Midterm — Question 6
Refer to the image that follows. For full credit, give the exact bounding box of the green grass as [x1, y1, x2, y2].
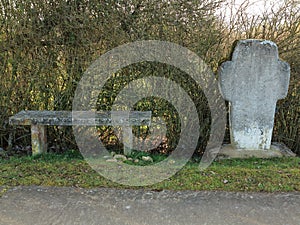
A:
[0, 150, 300, 192]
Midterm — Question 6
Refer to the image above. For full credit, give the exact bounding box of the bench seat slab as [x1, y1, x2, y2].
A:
[9, 111, 151, 126]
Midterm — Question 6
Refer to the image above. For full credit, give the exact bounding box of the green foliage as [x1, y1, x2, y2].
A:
[0, 0, 299, 155]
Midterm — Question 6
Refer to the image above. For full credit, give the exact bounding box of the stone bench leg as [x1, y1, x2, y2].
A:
[31, 125, 47, 156]
[122, 126, 133, 155]
[111, 111, 133, 155]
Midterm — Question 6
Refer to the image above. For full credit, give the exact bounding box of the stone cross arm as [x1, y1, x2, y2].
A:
[219, 39, 290, 103]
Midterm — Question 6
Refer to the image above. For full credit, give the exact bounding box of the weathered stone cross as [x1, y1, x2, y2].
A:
[218, 39, 292, 158]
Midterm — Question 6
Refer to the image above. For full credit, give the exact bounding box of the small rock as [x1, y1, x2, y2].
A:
[168, 160, 176, 164]
[103, 155, 111, 159]
[223, 179, 229, 184]
[210, 171, 216, 175]
[134, 159, 139, 163]
[114, 154, 127, 161]
[127, 158, 133, 161]
[106, 158, 118, 163]
[142, 156, 153, 163]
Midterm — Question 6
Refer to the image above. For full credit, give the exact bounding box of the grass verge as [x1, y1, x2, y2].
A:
[0, 150, 299, 192]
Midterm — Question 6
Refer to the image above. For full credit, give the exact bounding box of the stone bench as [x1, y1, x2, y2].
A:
[9, 110, 152, 156]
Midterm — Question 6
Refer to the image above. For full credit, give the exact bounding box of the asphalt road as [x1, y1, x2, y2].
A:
[0, 186, 299, 225]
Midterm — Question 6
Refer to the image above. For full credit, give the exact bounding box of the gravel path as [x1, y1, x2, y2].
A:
[0, 186, 300, 225]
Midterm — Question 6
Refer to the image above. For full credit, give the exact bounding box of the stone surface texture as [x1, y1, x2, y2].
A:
[9, 110, 151, 126]
[219, 39, 290, 152]
[31, 125, 47, 155]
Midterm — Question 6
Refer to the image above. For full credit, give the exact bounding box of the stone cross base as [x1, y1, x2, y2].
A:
[216, 143, 296, 160]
